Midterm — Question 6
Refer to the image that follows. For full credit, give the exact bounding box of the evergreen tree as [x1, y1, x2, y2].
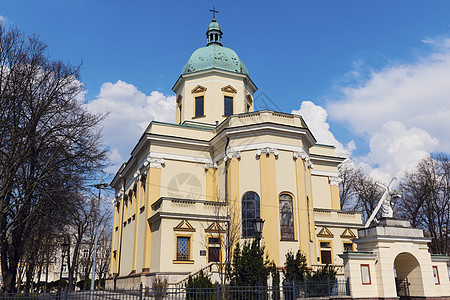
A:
[307, 264, 337, 281]
[282, 250, 308, 284]
[227, 239, 271, 286]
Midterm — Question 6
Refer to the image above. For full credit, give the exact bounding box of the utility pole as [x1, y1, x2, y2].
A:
[90, 181, 109, 300]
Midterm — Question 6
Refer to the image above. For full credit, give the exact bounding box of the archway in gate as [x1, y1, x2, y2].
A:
[394, 252, 424, 298]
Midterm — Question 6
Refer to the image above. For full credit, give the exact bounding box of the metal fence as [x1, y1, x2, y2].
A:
[0, 280, 350, 300]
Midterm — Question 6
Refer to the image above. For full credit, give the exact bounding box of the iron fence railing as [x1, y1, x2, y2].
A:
[0, 279, 350, 300]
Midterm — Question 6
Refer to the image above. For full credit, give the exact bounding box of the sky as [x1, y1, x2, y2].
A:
[2, 0, 450, 183]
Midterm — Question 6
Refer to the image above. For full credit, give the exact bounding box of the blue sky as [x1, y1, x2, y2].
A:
[2, 0, 450, 182]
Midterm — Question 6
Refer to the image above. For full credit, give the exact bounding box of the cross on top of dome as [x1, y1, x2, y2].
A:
[209, 6, 219, 21]
[206, 8, 223, 46]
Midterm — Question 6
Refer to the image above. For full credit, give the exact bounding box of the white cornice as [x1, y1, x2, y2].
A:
[150, 152, 212, 164]
[329, 176, 341, 186]
[310, 154, 345, 165]
[214, 142, 307, 162]
[211, 123, 315, 149]
[311, 170, 339, 177]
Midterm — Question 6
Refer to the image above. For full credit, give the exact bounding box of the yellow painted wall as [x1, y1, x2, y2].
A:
[238, 151, 261, 199]
[227, 157, 240, 253]
[330, 185, 340, 210]
[143, 167, 161, 272]
[260, 153, 280, 265]
[294, 158, 312, 265]
[206, 168, 217, 201]
[275, 150, 301, 266]
[311, 175, 332, 209]
[177, 72, 255, 125]
[160, 160, 206, 201]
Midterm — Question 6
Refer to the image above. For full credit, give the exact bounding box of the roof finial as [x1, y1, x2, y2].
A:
[210, 6, 219, 21]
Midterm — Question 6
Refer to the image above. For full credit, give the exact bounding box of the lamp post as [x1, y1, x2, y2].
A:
[59, 237, 70, 292]
[253, 217, 265, 298]
[253, 217, 265, 248]
[90, 182, 109, 300]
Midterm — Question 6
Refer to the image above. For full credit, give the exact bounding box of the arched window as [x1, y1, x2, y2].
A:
[279, 193, 294, 240]
[242, 192, 260, 238]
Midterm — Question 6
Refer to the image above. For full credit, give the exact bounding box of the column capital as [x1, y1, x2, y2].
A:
[329, 176, 341, 186]
[256, 147, 279, 158]
[293, 149, 314, 169]
[143, 157, 165, 169]
[204, 162, 218, 169]
[224, 150, 241, 162]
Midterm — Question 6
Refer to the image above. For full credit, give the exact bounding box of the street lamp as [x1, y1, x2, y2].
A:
[90, 182, 109, 299]
[253, 217, 265, 247]
[253, 217, 265, 297]
[59, 237, 70, 292]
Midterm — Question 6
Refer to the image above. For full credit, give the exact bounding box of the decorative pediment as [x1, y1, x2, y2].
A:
[340, 228, 356, 238]
[191, 85, 207, 94]
[174, 219, 196, 232]
[317, 227, 334, 237]
[221, 85, 237, 93]
[205, 222, 225, 233]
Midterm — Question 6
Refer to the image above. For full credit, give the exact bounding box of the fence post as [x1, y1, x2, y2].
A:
[290, 281, 293, 300]
[63, 286, 68, 300]
[216, 284, 220, 300]
[327, 278, 331, 296]
[139, 282, 143, 300]
[304, 277, 307, 298]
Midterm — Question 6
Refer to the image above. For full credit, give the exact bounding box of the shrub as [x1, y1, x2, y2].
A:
[185, 270, 214, 300]
[152, 276, 168, 300]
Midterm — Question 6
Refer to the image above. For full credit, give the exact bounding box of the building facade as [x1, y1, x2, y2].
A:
[107, 18, 362, 289]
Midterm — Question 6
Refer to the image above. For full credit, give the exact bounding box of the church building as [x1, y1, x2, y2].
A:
[107, 16, 363, 289]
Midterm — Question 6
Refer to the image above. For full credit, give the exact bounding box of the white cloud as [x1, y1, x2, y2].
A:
[326, 37, 450, 179]
[85, 80, 176, 174]
[0, 15, 6, 25]
[366, 121, 438, 182]
[292, 101, 355, 157]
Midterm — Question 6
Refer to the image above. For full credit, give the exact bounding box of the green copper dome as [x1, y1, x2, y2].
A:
[181, 20, 249, 76]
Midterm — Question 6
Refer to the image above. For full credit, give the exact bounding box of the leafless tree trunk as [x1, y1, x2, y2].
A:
[0, 24, 107, 293]
[399, 155, 450, 255]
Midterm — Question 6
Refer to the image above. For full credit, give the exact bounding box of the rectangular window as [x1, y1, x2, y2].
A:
[320, 241, 332, 264]
[361, 264, 371, 284]
[195, 96, 204, 117]
[208, 247, 221, 263]
[224, 96, 233, 116]
[432, 266, 440, 285]
[82, 249, 89, 258]
[62, 264, 67, 272]
[178, 104, 182, 123]
[176, 236, 190, 261]
[343, 242, 353, 252]
[209, 237, 220, 244]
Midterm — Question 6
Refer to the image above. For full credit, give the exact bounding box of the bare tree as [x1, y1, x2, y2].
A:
[338, 159, 360, 210]
[95, 219, 112, 288]
[338, 160, 384, 221]
[199, 192, 240, 285]
[399, 155, 450, 255]
[0, 25, 107, 292]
